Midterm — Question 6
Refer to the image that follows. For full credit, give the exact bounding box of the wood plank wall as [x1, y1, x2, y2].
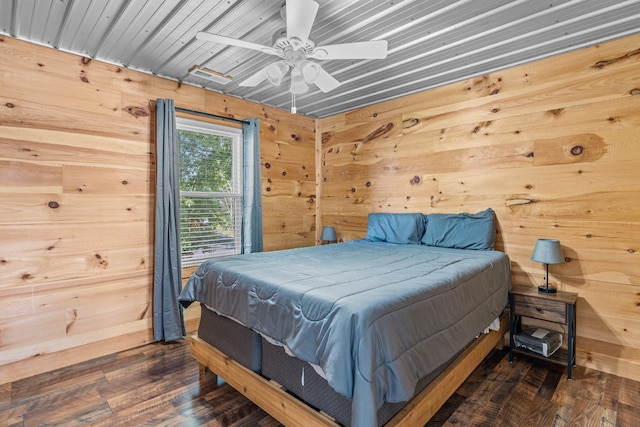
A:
[318, 34, 640, 382]
[0, 36, 316, 384]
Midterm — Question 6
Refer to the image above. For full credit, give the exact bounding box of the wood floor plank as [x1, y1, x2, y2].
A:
[616, 402, 640, 427]
[618, 376, 640, 407]
[1, 339, 639, 426]
[0, 403, 25, 426]
[601, 374, 621, 411]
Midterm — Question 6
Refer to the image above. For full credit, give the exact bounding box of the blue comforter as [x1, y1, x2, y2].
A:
[179, 240, 510, 427]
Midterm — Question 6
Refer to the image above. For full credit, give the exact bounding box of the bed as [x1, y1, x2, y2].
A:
[179, 210, 512, 426]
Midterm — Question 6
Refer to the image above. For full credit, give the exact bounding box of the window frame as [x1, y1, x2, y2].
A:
[176, 116, 243, 267]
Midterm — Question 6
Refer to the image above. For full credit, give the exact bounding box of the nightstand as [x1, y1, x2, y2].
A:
[509, 285, 578, 379]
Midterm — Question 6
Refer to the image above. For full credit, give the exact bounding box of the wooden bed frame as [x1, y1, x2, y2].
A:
[191, 312, 508, 426]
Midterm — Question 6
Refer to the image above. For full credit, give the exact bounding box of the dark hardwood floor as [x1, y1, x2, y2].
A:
[2, 338, 639, 426]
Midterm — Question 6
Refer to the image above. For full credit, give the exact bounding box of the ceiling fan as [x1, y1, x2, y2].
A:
[196, 0, 388, 113]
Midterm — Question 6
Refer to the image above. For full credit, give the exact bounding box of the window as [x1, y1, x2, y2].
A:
[176, 117, 243, 267]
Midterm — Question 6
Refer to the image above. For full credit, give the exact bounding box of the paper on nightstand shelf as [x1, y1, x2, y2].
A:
[514, 328, 562, 357]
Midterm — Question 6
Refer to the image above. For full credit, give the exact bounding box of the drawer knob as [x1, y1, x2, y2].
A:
[535, 306, 542, 312]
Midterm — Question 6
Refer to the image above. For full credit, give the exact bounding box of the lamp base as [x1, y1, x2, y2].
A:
[538, 285, 557, 294]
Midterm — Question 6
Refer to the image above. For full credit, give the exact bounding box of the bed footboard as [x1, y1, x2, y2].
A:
[191, 312, 508, 427]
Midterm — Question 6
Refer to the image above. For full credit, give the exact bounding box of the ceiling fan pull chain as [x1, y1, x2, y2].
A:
[291, 85, 297, 114]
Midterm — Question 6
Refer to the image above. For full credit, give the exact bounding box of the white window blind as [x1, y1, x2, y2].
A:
[176, 117, 242, 267]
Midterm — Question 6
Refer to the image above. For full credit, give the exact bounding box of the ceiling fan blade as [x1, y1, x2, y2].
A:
[313, 67, 341, 93]
[196, 32, 278, 55]
[238, 68, 267, 87]
[286, 0, 319, 44]
[309, 40, 388, 60]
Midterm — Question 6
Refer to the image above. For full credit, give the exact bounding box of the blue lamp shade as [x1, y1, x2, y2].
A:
[531, 239, 564, 265]
[320, 226, 337, 242]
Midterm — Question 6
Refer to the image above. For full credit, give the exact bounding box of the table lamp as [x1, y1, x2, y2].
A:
[531, 238, 564, 293]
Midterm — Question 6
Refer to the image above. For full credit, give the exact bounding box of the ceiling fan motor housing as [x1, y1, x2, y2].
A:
[272, 28, 316, 59]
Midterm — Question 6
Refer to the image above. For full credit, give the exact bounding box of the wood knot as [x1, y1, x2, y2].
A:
[290, 134, 299, 141]
[5, 102, 14, 108]
[570, 145, 584, 156]
[630, 88, 640, 96]
[80, 71, 89, 83]
[363, 123, 394, 142]
[48, 201, 60, 209]
[123, 106, 149, 118]
[81, 57, 92, 65]
[592, 48, 640, 70]
[410, 175, 421, 185]
[365, 181, 372, 187]
[402, 118, 420, 129]
[281, 170, 287, 176]
[21, 273, 33, 281]
[264, 162, 271, 168]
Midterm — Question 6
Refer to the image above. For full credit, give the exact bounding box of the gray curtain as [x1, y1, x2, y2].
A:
[242, 118, 263, 253]
[153, 98, 185, 342]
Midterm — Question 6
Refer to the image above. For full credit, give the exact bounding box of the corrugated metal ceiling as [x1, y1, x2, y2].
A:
[1, 0, 639, 118]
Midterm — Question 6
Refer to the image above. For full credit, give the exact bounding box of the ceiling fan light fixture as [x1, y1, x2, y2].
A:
[300, 61, 321, 84]
[291, 68, 309, 94]
[265, 61, 288, 86]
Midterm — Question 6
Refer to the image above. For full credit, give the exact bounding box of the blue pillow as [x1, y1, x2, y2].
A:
[365, 213, 425, 244]
[421, 208, 496, 250]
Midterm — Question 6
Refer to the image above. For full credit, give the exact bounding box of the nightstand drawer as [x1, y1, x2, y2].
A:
[511, 294, 566, 323]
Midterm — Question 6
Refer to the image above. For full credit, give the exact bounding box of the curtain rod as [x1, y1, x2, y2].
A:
[175, 107, 250, 125]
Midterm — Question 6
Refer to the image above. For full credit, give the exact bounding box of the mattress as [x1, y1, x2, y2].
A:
[180, 240, 511, 427]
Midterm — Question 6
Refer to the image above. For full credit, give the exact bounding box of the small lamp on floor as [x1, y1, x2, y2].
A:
[531, 238, 564, 293]
[320, 226, 337, 244]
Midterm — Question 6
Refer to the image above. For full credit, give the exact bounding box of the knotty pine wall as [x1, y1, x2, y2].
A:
[0, 36, 316, 383]
[318, 33, 640, 381]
